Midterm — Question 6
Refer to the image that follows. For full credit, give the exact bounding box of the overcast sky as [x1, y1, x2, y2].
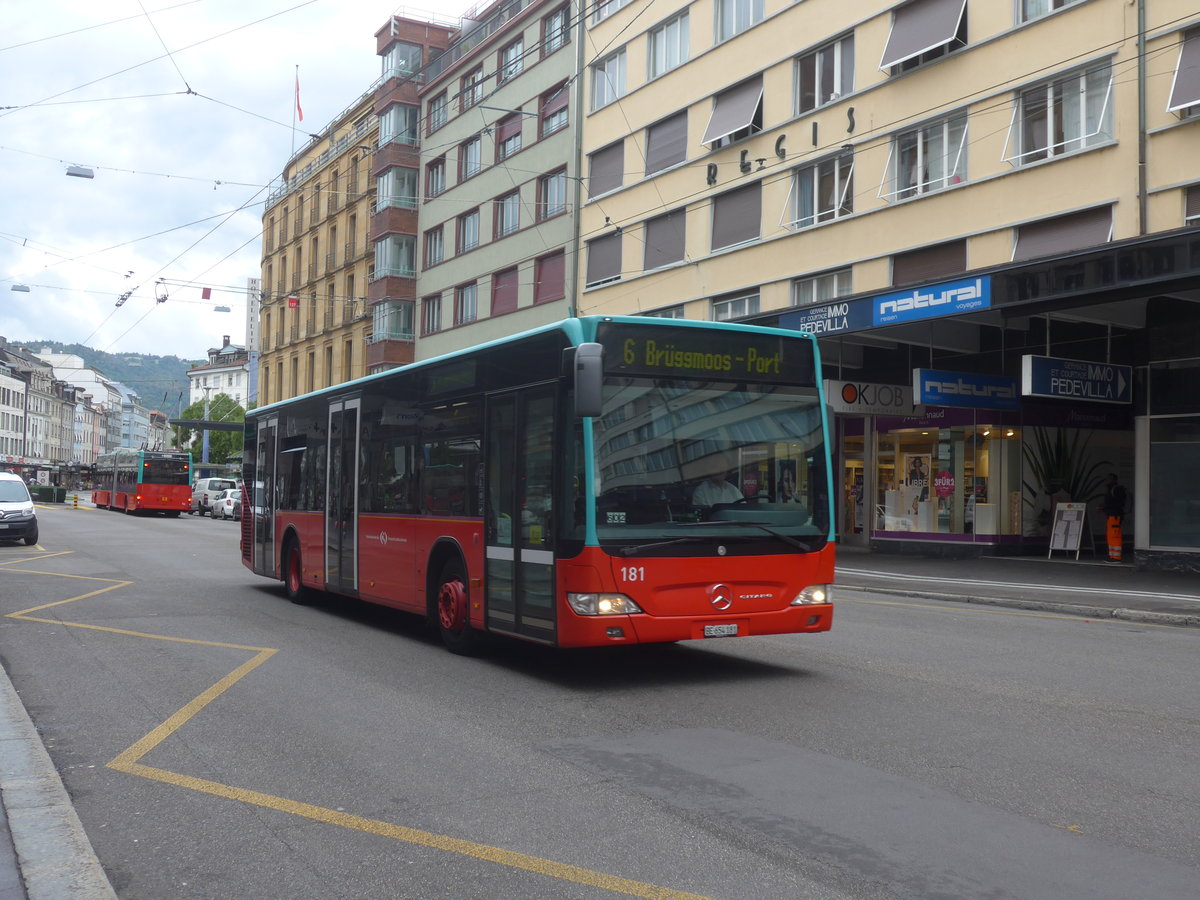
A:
[1, 0, 470, 360]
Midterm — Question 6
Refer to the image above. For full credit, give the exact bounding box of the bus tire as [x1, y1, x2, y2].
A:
[435, 558, 483, 655]
[283, 539, 311, 605]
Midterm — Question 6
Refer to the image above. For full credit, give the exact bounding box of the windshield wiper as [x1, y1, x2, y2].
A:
[616, 521, 813, 556]
[716, 521, 814, 553]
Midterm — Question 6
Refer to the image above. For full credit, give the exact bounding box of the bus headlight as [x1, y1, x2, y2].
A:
[567, 593, 644, 616]
[791, 584, 831, 606]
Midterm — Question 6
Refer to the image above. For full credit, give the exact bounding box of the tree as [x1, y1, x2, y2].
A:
[174, 393, 245, 464]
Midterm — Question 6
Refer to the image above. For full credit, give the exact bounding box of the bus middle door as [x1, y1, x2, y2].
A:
[326, 398, 361, 596]
[485, 387, 556, 643]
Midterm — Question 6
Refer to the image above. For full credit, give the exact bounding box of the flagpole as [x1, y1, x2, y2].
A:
[291, 64, 298, 157]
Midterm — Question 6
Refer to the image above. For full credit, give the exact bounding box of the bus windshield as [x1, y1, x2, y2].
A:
[591, 376, 829, 556]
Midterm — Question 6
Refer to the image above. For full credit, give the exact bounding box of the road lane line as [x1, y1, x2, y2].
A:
[836, 593, 1185, 628]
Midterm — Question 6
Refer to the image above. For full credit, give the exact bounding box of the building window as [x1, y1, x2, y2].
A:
[538, 169, 567, 220]
[540, 83, 569, 136]
[793, 269, 852, 306]
[535, 251, 565, 303]
[428, 92, 447, 132]
[880, 0, 968, 72]
[643, 208, 686, 270]
[383, 41, 422, 79]
[373, 235, 416, 278]
[496, 114, 522, 160]
[648, 12, 689, 79]
[701, 76, 763, 148]
[422, 295, 441, 334]
[379, 104, 418, 145]
[427, 157, 446, 198]
[885, 112, 966, 200]
[711, 291, 759, 321]
[586, 233, 622, 287]
[790, 152, 854, 227]
[892, 239, 966, 286]
[424, 226, 444, 266]
[588, 140, 624, 198]
[591, 49, 627, 110]
[593, 0, 632, 24]
[715, 0, 764, 43]
[457, 209, 480, 253]
[376, 167, 418, 210]
[1186, 185, 1200, 225]
[544, 6, 570, 55]
[495, 191, 521, 238]
[372, 300, 414, 340]
[642, 305, 686, 318]
[454, 283, 478, 325]
[1007, 62, 1113, 165]
[1020, 0, 1086, 23]
[1167, 29, 1200, 116]
[796, 34, 854, 114]
[492, 267, 519, 316]
[459, 136, 482, 180]
[711, 182, 762, 251]
[1012, 206, 1112, 262]
[499, 38, 524, 82]
[461, 67, 484, 111]
[645, 112, 687, 174]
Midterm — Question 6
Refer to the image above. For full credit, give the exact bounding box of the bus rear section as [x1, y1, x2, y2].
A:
[241, 316, 833, 651]
[93, 450, 192, 515]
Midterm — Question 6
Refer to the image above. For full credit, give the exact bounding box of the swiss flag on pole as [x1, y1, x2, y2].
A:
[288, 296, 299, 309]
[295, 70, 304, 122]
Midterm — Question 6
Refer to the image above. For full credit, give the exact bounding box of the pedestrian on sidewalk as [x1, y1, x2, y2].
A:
[1102, 473, 1127, 562]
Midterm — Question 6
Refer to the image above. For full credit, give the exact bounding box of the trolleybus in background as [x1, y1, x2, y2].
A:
[93, 449, 193, 516]
[242, 316, 834, 652]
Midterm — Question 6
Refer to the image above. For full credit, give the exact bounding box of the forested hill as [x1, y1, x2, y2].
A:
[24, 340, 195, 416]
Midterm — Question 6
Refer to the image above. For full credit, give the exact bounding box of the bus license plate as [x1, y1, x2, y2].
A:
[704, 623, 738, 638]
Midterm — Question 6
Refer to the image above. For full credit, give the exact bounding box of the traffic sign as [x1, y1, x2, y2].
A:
[1021, 355, 1132, 404]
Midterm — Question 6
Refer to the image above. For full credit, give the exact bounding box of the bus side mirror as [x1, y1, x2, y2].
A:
[573, 342, 604, 418]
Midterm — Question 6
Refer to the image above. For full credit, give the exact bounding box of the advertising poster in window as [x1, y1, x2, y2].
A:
[901, 452, 930, 516]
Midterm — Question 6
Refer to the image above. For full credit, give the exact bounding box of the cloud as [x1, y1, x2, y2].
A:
[0, 0, 468, 358]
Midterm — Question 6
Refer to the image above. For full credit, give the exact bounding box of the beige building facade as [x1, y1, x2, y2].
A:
[579, 0, 1200, 569]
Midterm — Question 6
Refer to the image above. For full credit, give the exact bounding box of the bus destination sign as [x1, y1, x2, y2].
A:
[598, 323, 814, 385]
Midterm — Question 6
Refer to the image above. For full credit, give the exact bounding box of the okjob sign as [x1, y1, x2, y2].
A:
[913, 368, 1020, 410]
[1021, 355, 1132, 404]
[826, 380, 919, 416]
[873, 276, 991, 326]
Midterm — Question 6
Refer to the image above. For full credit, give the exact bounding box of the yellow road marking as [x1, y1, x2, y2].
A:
[6, 560, 711, 899]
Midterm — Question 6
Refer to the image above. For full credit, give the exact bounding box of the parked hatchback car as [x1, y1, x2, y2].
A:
[212, 489, 242, 520]
[0, 472, 39, 545]
[191, 477, 237, 516]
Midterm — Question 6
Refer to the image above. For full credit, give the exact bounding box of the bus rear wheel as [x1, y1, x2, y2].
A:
[284, 540, 311, 604]
[436, 559, 483, 655]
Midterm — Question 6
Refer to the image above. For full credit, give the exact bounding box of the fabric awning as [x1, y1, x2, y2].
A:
[1167, 31, 1200, 112]
[585, 233, 622, 285]
[645, 112, 688, 174]
[1013, 207, 1112, 262]
[879, 0, 967, 69]
[644, 209, 686, 269]
[588, 141, 624, 198]
[701, 77, 763, 145]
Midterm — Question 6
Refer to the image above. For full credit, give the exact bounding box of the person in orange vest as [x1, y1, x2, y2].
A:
[1101, 473, 1127, 562]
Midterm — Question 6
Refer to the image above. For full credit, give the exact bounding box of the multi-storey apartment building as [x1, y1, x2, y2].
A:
[0, 361, 26, 463]
[579, 0, 1200, 569]
[406, 0, 581, 360]
[187, 336, 252, 409]
[260, 94, 385, 404]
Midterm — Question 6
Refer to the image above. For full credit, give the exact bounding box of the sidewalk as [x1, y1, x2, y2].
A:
[835, 547, 1200, 628]
[1, 549, 1196, 898]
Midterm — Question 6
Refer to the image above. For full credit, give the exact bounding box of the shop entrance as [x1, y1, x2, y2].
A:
[838, 416, 868, 547]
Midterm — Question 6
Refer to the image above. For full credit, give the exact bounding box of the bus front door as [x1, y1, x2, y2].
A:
[326, 398, 361, 595]
[485, 387, 556, 643]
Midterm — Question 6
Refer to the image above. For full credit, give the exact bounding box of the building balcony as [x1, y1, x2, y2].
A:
[370, 204, 418, 240]
[368, 273, 417, 301]
[365, 333, 416, 370]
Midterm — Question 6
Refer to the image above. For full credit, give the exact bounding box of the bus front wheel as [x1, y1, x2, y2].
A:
[436, 560, 483, 655]
[284, 540, 311, 604]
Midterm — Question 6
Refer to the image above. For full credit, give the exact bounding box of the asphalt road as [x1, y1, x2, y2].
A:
[1, 502, 1197, 899]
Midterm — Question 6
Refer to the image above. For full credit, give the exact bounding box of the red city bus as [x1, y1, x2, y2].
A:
[92, 449, 193, 515]
[242, 316, 834, 652]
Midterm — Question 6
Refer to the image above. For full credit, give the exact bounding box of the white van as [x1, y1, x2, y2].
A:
[0, 472, 38, 545]
[191, 477, 238, 516]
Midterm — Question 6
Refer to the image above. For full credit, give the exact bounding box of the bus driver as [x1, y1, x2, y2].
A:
[692, 451, 743, 506]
